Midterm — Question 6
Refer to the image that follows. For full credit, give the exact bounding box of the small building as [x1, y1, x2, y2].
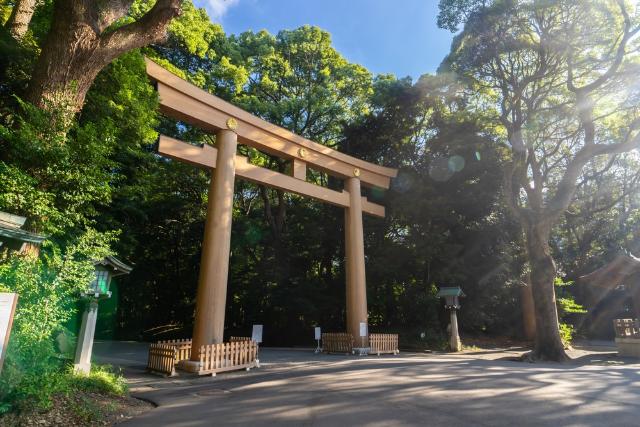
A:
[578, 252, 640, 339]
[0, 211, 45, 258]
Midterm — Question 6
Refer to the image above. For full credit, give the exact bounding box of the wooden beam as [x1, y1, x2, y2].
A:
[146, 58, 398, 189]
[158, 135, 386, 217]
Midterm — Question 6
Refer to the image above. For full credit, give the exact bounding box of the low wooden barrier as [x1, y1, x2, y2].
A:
[614, 319, 640, 337]
[158, 339, 192, 364]
[230, 336, 251, 342]
[322, 333, 353, 354]
[147, 344, 176, 376]
[369, 333, 399, 355]
[614, 319, 640, 357]
[198, 341, 258, 375]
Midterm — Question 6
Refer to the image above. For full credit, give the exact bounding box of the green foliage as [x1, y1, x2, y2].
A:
[437, 0, 491, 32]
[558, 323, 575, 349]
[554, 278, 586, 346]
[0, 363, 126, 414]
[0, 99, 117, 235]
[555, 278, 587, 316]
[0, 230, 116, 411]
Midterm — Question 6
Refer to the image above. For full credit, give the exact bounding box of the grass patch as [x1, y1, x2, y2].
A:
[1, 363, 127, 414]
[0, 364, 145, 426]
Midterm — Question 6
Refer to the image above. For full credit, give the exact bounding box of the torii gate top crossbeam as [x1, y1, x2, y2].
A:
[145, 59, 397, 190]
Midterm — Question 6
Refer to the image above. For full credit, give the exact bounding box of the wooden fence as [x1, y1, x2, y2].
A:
[158, 339, 192, 364]
[147, 344, 176, 376]
[198, 340, 258, 375]
[614, 319, 640, 338]
[322, 333, 354, 354]
[369, 333, 399, 355]
[230, 336, 251, 342]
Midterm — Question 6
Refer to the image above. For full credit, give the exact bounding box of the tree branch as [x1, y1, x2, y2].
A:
[95, 0, 136, 33]
[98, 0, 181, 61]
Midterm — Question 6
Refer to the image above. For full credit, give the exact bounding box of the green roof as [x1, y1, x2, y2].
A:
[436, 287, 465, 298]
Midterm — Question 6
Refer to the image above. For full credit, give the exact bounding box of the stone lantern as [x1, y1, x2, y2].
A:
[74, 256, 131, 374]
[436, 286, 465, 352]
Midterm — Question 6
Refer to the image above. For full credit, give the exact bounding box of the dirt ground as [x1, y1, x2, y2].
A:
[1, 391, 153, 427]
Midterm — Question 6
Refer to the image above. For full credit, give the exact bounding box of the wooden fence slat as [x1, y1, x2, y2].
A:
[147, 343, 176, 376]
[322, 332, 354, 354]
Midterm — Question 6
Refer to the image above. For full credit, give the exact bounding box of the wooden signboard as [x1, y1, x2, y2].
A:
[0, 292, 18, 374]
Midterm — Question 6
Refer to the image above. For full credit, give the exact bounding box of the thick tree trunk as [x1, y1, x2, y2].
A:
[520, 281, 536, 341]
[25, 0, 181, 117]
[26, 13, 106, 117]
[5, 0, 38, 40]
[525, 223, 569, 361]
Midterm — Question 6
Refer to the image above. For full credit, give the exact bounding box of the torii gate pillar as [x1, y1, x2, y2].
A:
[190, 129, 237, 360]
[345, 177, 369, 347]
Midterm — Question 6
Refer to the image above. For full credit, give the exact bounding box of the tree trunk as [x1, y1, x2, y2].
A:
[25, 0, 181, 117]
[520, 281, 536, 341]
[5, 0, 38, 40]
[26, 13, 107, 118]
[525, 222, 569, 361]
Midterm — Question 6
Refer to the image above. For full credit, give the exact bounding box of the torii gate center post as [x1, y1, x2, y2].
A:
[145, 59, 398, 359]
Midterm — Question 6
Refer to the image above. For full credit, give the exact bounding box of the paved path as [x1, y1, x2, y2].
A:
[94, 342, 640, 426]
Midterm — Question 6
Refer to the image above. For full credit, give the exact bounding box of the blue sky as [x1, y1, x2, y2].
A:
[193, 0, 454, 80]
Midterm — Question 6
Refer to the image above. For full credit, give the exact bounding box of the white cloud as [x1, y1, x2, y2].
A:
[199, 0, 241, 21]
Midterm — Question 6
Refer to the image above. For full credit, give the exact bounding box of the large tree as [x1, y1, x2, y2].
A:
[439, 0, 640, 360]
[8, 0, 183, 115]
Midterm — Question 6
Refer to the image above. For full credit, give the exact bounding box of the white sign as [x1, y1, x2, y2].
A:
[0, 293, 18, 374]
[314, 327, 321, 340]
[359, 322, 368, 337]
[252, 324, 263, 343]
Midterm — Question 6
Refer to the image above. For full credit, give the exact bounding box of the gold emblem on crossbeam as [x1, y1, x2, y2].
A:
[353, 168, 361, 177]
[298, 148, 307, 158]
[226, 118, 238, 130]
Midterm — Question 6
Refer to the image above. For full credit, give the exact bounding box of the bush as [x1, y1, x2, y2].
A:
[0, 230, 117, 413]
[0, 364, 127, 415]
[559, 323, 575, 349]
[555, 278, 587, 347]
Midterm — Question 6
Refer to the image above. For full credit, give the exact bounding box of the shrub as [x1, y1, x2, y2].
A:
[555, 278, 587, 347]
[0, 230, 116, 413]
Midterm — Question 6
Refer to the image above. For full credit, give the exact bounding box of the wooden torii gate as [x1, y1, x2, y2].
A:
[146, 59, 397, 359]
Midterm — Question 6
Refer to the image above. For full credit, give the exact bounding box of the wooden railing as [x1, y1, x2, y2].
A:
[369, 333, 399, 355]
[158, 339, 192, 364]
[322, 333, 354, 354]
[198, 340, 258, 375]
[147, 344, 176, 376]
[614, 319, 640, 338]
[230, 336, 251, 342]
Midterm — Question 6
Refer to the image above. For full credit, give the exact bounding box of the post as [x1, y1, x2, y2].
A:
[74, 300, 99, 374]
[190, 129, 238, 360]
[450, 309, 462, 352]
[0, 293, 18, 375]
[345, 177, 369, 347]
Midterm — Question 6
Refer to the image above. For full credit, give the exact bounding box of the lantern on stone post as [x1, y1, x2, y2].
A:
[436, 286, 465, 352]
[74, 256, 131, 374]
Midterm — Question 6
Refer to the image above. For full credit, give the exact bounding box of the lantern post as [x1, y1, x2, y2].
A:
[74, 256, 131, 374]
[436, 287, 465, 352]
